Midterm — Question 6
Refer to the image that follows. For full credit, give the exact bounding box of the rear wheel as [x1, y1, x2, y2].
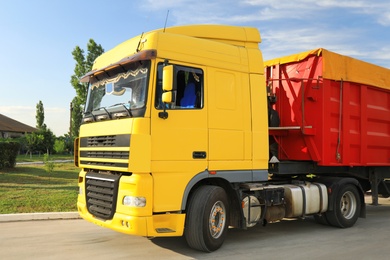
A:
[184, 185, 229, 252]
[325, 184, 360, 228]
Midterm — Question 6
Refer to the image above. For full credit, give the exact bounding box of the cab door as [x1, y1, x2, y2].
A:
[150, 63, 207, 211]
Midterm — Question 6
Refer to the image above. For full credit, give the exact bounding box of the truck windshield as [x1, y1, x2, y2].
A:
[84, 61, 150, 120]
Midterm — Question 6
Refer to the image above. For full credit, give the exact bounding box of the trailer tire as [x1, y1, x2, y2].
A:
[184, 185, 229, 252]
[325, 184, 361, 228]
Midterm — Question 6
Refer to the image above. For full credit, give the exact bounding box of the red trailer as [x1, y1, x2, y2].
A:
[265, 48, 390, 204]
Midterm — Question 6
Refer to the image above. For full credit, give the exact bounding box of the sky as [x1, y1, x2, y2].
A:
[0, 0, 389, 136]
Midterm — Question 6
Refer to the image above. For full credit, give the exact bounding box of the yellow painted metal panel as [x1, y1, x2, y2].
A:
[116, 173, 153, 217]
[250, 74, 269, 169]
[150, 110, 208, 161]
[156, 24, 261, 47]
[151, 161, 207, 212]
[79, 118, 133, 137]
[146, 213, 186, 237]
[208, 160, 252, 171]
[209, 129, 245, 160]
[92, 25, 262, 75]
[208, 69, 244, 130]
[129, 134, 151, 173]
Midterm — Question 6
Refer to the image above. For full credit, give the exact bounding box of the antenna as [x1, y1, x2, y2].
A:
[163, 10, 170, 32]
[136, 32, 144, 53]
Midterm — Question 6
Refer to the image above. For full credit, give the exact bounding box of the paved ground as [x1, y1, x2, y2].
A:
[16, 159, 73, 165]
[1, 197, 389, 259]
[0, 212, 79, 222]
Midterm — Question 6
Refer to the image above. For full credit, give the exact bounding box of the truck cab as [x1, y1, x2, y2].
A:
[76, 25, 270, 251]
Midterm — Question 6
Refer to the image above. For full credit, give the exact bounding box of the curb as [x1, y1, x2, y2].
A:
[0, 212, 80, 223]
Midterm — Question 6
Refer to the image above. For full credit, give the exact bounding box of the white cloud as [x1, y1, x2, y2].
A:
[378, 11, 390, 26]
[235, 0, 390, 26]
[0, 106, 36, 125]
[141, 0, 187, 10]
[245, 0, 386, 11]
[258, 26, 390, 69]
[138, 0, 390, 68]
[140, 0, 390, 28]
[365, 46, 390, 68]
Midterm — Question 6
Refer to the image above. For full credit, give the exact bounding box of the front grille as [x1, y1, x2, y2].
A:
[85, 172, 120, 220]
[79, 134, 131, 169]
[80, 134, 131, 148]
[87, 136, 116, 147]
[80, 151, 130, 159]
[81, 161, 129, 168]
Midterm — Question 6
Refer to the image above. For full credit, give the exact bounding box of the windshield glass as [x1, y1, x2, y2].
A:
[84, 61, 150, 115]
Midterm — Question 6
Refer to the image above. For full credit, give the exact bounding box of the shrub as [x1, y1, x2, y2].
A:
[43, 153, 55, 173]
[0, 141, 21, 169]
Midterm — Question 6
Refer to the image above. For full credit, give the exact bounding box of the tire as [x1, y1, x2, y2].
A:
[184, 185, 229, 252]
[325, 184, 361, 228]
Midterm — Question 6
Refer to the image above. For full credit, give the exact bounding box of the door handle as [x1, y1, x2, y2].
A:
[193, 151, 206, 159]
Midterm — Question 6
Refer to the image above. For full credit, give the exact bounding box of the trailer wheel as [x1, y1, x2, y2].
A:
[184, 185, 229, 252]
[326, 184, 361, 228]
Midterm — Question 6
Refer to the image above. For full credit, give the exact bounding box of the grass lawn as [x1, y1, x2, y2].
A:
[0, 162, 79, 214]
[16, 153, 74, 163]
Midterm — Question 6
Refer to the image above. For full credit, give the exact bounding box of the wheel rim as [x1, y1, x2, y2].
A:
[208, 200, 226, 239]
[340, 191, 357, 219]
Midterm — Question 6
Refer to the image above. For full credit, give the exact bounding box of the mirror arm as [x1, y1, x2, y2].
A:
[159, 60, 171, 119]
[158, 106, 168, 119]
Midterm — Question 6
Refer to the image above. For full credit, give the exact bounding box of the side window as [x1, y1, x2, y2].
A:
[155, 63, 203, 109]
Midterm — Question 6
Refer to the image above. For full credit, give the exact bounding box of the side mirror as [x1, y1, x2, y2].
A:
[159, 64, 174, 120]
[162, 65, 174, 91]
[162, 92, 173, 103]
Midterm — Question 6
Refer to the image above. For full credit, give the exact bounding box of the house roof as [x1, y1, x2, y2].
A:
[0, 114, 37, 133]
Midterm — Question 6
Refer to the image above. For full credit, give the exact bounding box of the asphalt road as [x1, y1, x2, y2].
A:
[1, 198, 390, 260]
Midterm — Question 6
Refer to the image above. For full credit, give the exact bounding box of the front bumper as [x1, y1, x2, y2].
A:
[77, 201, 186, 237]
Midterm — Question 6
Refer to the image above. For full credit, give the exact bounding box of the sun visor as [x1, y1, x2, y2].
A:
[80, 49, 157, 83]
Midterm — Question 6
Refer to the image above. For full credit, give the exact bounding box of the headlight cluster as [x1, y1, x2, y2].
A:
[123, 196, 146, 207]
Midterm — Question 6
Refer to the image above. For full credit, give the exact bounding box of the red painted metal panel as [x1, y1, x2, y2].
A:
[266, 53, 390, 166]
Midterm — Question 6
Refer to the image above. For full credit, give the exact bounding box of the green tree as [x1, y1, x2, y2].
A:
[36, 100, 46, 130]
[25, 132, 44, 158]
[70, 39, 104, 138]
[53, 139, 66, 154]
[62, 133, 74, 154]
[70, 96, 82, 140]
[40, 128, 55, 155]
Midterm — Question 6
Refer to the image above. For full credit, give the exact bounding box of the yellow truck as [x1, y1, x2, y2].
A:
[76, 25, 390, 252]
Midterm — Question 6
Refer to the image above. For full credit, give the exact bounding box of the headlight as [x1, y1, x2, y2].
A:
[123, 196, 146, 207]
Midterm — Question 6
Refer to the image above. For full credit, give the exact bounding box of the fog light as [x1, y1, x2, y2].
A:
[123, 196, 146, 207]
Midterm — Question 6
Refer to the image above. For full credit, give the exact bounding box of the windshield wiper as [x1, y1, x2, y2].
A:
[109, 103, 133, 117]
[93, 107, 112, 120]
[84, 111, 96, 122]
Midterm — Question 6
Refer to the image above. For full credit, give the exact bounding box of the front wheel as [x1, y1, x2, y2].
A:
[184, 185, 229, 252]
[325, 184, 361, 228]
